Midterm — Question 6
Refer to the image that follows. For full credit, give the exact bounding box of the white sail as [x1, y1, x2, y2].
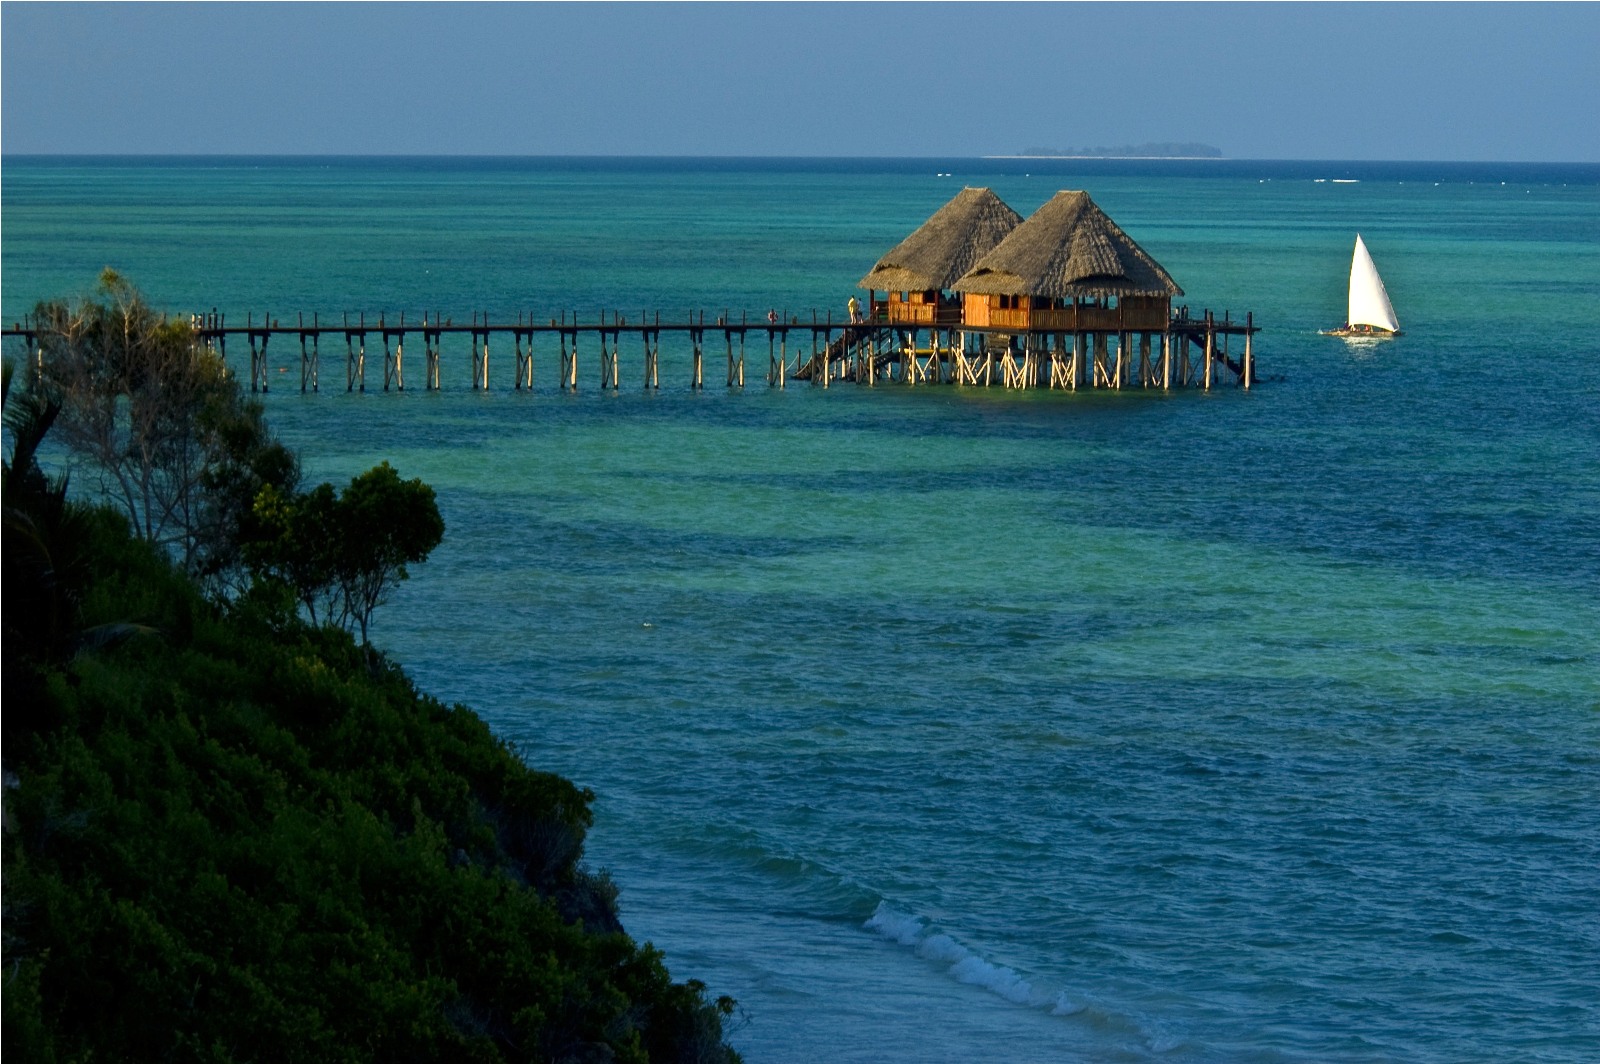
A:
[1347, 234, 1399, 333]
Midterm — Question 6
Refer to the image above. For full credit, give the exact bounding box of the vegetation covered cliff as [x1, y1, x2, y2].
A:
[2, 276, 740, 1063]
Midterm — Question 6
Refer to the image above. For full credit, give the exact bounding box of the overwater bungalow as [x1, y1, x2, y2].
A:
[857, 187, 1023, 326]
[951, 190, 1182, 332]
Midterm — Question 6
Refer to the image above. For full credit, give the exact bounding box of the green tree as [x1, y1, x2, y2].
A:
[31, 269, 297, 580]
[246, 462, 444, 644]
[333, 461, 446, 644]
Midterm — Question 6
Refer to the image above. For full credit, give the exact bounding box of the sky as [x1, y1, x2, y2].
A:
[3, 2, 1597, 161]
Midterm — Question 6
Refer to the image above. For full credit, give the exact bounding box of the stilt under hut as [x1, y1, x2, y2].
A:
[950, 190, 1185, 389]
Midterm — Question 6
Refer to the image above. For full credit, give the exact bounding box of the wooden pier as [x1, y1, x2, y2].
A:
[4, 306, 1259, 395]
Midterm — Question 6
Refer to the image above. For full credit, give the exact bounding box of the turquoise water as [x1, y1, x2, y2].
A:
[5, 157, 1599, 1062]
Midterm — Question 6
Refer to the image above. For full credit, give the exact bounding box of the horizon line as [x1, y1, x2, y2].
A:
[4, 152, 1599, 166]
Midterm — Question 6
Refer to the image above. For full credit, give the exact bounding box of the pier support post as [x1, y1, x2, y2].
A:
[249, 330, 270, 393]
[644, 328, 659, 390]
[691, 327, 703, 389]
[726, 328, 744, 388]
[426, 328, 441, 390]
[346, 330, 366, 392]
[561, 329, 578, 390]
[383, 332, 404, 392]
[1161, 332, 1172, 391]
[515, 330, 533, 390]
[1204, 313, 1214, 392]
[1243, 313, 1254, 391]
[599, 328, 617, 390]
[473, 329, 490, 390]
[300, 327, 320, 393]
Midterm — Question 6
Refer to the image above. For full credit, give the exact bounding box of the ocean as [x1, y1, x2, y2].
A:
[4, 155, 1598, 1063]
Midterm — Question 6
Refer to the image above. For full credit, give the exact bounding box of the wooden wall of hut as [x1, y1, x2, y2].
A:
[960, 293, 1170, 332]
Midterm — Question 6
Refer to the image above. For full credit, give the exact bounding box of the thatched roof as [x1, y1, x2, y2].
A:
[951, 190, 1184, 298]
[858, 187, 1023, 292]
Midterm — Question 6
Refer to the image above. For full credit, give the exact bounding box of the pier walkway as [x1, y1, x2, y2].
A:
[4, 307, 1259, 394]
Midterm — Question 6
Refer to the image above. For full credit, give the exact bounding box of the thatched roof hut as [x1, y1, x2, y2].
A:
[952, 190, 1183, 299]
[858, 187, 1024, 293]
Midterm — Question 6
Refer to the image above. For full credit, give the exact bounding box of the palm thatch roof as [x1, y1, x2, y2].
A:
[951, 190, 1184, 298]
[858, 187, 1023, 292]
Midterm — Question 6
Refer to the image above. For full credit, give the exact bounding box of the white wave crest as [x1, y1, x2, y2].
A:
[950, 955, 1034, 1004]
[865, 903, 1034, 1007]
[916, 932, 968, 966]
[862, 902, 1190, 1051]
[862, 903, 924, 946]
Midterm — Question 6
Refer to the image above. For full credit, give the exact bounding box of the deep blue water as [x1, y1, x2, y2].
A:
[4, 156, 1598, 1063]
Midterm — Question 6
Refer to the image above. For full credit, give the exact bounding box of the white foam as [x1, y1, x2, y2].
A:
[950, 955, 1034, 1004]
[863, 904, 923, 946]
[916, 932, 968, 966]
[862, 902, 1192, 1053]
[866, 903, 1033, 1009]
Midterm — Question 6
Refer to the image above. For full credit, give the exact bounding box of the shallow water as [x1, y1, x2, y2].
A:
[5, 156, 1598, 1062]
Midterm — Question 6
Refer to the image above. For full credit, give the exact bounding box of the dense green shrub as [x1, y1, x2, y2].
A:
[2, 511, 740, 1062]
[3, 349, 740, 1062]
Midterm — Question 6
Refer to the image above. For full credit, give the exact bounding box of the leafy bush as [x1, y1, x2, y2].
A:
[2, 510, 740, 1063]
[3, 339, 740, 1062]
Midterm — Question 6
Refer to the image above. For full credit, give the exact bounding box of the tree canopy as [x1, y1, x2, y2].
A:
[31, 270, 299, 582]
[247, 462, 446, 644]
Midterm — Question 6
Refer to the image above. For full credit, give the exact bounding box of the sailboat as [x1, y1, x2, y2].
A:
[1322, 234, 1401, 337]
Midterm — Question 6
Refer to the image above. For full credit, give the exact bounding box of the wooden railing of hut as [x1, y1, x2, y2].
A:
[883, 293, 963, 326]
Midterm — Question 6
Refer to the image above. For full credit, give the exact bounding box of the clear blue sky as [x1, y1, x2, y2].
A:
[4, 2, 1597, 160]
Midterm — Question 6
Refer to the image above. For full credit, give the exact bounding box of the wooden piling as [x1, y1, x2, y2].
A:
[382, 319, 404, 392]
[515, 329, 532, 390]
[473, 325, 490, 390]
[299, 313, 320, 393]
[345, 316, 364, 393]
[561, 327, 577, 391]
[1243, 312, 1254, 391]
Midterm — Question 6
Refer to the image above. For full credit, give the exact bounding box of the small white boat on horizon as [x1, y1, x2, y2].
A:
[1321, 234, 1401, 337]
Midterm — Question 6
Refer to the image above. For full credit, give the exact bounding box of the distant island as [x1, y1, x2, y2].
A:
[1004, 142, 1224, 159]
